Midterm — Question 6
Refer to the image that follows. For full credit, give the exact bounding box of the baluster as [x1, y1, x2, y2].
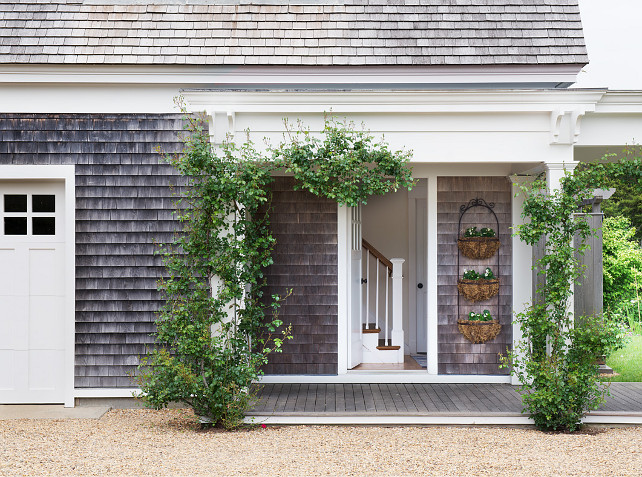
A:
[375, 257, 380, 331]
[365, 250, 370, 329]
[385, 268, 389, 346]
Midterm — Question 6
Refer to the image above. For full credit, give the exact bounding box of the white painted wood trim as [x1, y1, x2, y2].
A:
[508, 175, 533, 386]
[0, 165, 76, 407]
[426, 176, 439, 375]
[245, 415, 534, 426]
[0, 64, 584, 86]
[74, 388, 140, 398]
[259, 374, 511, 384]
[337, 204, 349, 374]
[407, 196, 417, 354]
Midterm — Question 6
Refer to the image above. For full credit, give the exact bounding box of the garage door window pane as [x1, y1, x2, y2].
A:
[32, 217, 55, 236]
[32, 195, 55, 213]
[4, 195, 27, 212]
[4, 217, 27, 235]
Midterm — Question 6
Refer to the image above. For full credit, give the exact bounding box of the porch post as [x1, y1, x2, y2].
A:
[391, 258, 405, 362]
[508, 175, 534, 386]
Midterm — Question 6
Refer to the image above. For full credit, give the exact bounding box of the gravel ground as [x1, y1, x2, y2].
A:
[1, 409, 641, 476]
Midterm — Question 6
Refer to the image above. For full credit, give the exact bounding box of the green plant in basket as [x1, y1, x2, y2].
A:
[462, 269, 480, 280]
[480, 227, 496, 237]
[483, 267, 495, 279]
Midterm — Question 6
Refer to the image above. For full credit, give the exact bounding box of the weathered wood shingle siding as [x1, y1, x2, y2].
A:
[437, 177, 512, 375]
[0, 113, 185, 387]
[261, 177, 338, 375]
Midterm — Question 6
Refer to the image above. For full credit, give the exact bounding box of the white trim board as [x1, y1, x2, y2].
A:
[244, 413, 642, 426]
[258, 374, 511, 384]
[0, 65, 583, 86]
[74, 388, 140, 399]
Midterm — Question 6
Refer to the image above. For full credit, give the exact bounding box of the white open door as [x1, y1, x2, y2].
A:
[415, 198, 428, 353]
[348, 205, 363, 369]
[0, 181, 67, 403]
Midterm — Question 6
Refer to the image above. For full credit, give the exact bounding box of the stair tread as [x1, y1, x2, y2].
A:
[362, 327, 381, 334]
[376, 345, 401, 350]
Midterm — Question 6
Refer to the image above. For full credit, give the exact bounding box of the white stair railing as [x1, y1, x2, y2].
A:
[362, 239, 404, 356]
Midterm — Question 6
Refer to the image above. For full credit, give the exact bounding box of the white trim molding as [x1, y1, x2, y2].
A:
[0, 165, 76, 407]
[259, 374, 511, 384]
[0, 64, 584, 87]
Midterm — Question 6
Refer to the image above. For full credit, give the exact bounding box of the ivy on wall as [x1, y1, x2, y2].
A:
[136, 108, 414, 428]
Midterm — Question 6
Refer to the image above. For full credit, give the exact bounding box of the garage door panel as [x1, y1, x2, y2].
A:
[29, 248, 64, 296]
[28, 349, 64, 393]
[0, 350, 16, 390]
[0, 296, 28, 350]
[0, 248, 28, 296]
[29, 296, 65, 349]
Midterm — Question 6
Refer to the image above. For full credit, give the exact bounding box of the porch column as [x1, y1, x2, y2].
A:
[391, 258, 405, 363]
[508, 175, 534, 386]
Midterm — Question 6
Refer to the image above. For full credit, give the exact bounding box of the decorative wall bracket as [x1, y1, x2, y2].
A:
[205, 108, 236, 145]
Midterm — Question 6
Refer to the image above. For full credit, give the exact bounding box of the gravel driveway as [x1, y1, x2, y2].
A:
[1, 409, 641, 476]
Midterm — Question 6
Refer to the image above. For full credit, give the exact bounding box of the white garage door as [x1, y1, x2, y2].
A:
[0, 181, 67, 403]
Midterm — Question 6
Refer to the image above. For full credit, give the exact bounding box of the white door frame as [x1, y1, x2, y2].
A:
[0, 165, 75, 407]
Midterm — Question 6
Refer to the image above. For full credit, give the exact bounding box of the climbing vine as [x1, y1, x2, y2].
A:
[509, 153, 642, 432]
[136, 108, 413, 429]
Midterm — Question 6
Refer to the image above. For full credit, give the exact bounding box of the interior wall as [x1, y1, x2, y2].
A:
[362, 189, 410, 346]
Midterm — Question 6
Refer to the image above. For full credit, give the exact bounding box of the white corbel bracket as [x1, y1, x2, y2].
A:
[205, 108, 236, 145]
[549, 108, 591, 145]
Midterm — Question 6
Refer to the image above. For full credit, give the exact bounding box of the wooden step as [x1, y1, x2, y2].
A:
[362, 324, 381, 334]
[376, 338, 400, 350]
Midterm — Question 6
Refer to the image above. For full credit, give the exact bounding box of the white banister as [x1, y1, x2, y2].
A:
[365, 251, 370, 330]
[375, 258, 380, 330]
[384, 267, 389, 345]
[390, 258, 405, 360]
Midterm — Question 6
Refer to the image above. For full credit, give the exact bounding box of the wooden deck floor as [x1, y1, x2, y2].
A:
[250, 382, 642, 416]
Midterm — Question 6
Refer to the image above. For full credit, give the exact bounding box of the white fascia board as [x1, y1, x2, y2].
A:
[0, 64, 582, 86]
[593, 91, 642, 114]
[258, 374, 511, 384]
[184, 89, 607, 114]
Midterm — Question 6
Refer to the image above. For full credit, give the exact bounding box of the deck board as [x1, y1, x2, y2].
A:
[251, 383, 642, 416]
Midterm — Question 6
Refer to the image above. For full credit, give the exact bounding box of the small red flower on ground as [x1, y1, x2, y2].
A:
[261, 424, 267, 429]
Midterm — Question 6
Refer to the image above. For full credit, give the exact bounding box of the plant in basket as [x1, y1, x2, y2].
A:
[458, 309, 501, 343]
[457, 267, 499, 302]
[458, 227, 500, 259]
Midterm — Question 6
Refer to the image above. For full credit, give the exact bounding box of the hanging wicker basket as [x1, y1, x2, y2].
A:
[457, 278, 500, 302]
[457, 236, 501, 259]
[457, 320, 502, 344]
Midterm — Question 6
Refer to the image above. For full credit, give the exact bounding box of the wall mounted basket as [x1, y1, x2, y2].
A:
[457, 236, 501, 260]
[457, 320, 502, 344]
[457, 278, 500, 303]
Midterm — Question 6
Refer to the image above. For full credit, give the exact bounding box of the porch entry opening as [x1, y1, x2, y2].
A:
[348, 188, 427, 371]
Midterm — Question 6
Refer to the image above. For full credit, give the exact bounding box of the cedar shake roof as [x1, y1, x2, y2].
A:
[0, 0, 588, 66]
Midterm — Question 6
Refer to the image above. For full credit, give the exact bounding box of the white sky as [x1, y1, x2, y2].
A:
[573, 0, 642, 89]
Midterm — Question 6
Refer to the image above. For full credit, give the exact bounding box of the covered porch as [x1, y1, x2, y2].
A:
[249, 382, 642, 425]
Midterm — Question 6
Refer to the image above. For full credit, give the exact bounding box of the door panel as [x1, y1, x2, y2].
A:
[0, 181, 66, 403]
[416, 198, 427, 354]
[349, 205, 363, 369]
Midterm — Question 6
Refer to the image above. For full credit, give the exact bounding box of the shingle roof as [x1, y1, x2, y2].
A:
[0, 0, 588, 66]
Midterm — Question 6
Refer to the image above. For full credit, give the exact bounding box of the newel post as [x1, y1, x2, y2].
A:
[391, 258, 405, 362]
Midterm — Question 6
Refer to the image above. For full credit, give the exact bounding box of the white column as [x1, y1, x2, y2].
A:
[426, 175, 438, 375]
[508, 175, 534, 386]
[391, 258, 405, 363]
[337, 204, 349, 374]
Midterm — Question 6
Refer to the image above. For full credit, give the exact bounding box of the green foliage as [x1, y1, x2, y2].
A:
[468, 310, 492, 321]
[602, 216, 642, 318]
[462, 269, 480, 280]
[272, 117, 414, 206]
[136, 105, 413, 428]
[464, 226, 495, 237]
[601, 148, 642, 243]
[605, 334, 642, 382]
[508, 154, 642, 432]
